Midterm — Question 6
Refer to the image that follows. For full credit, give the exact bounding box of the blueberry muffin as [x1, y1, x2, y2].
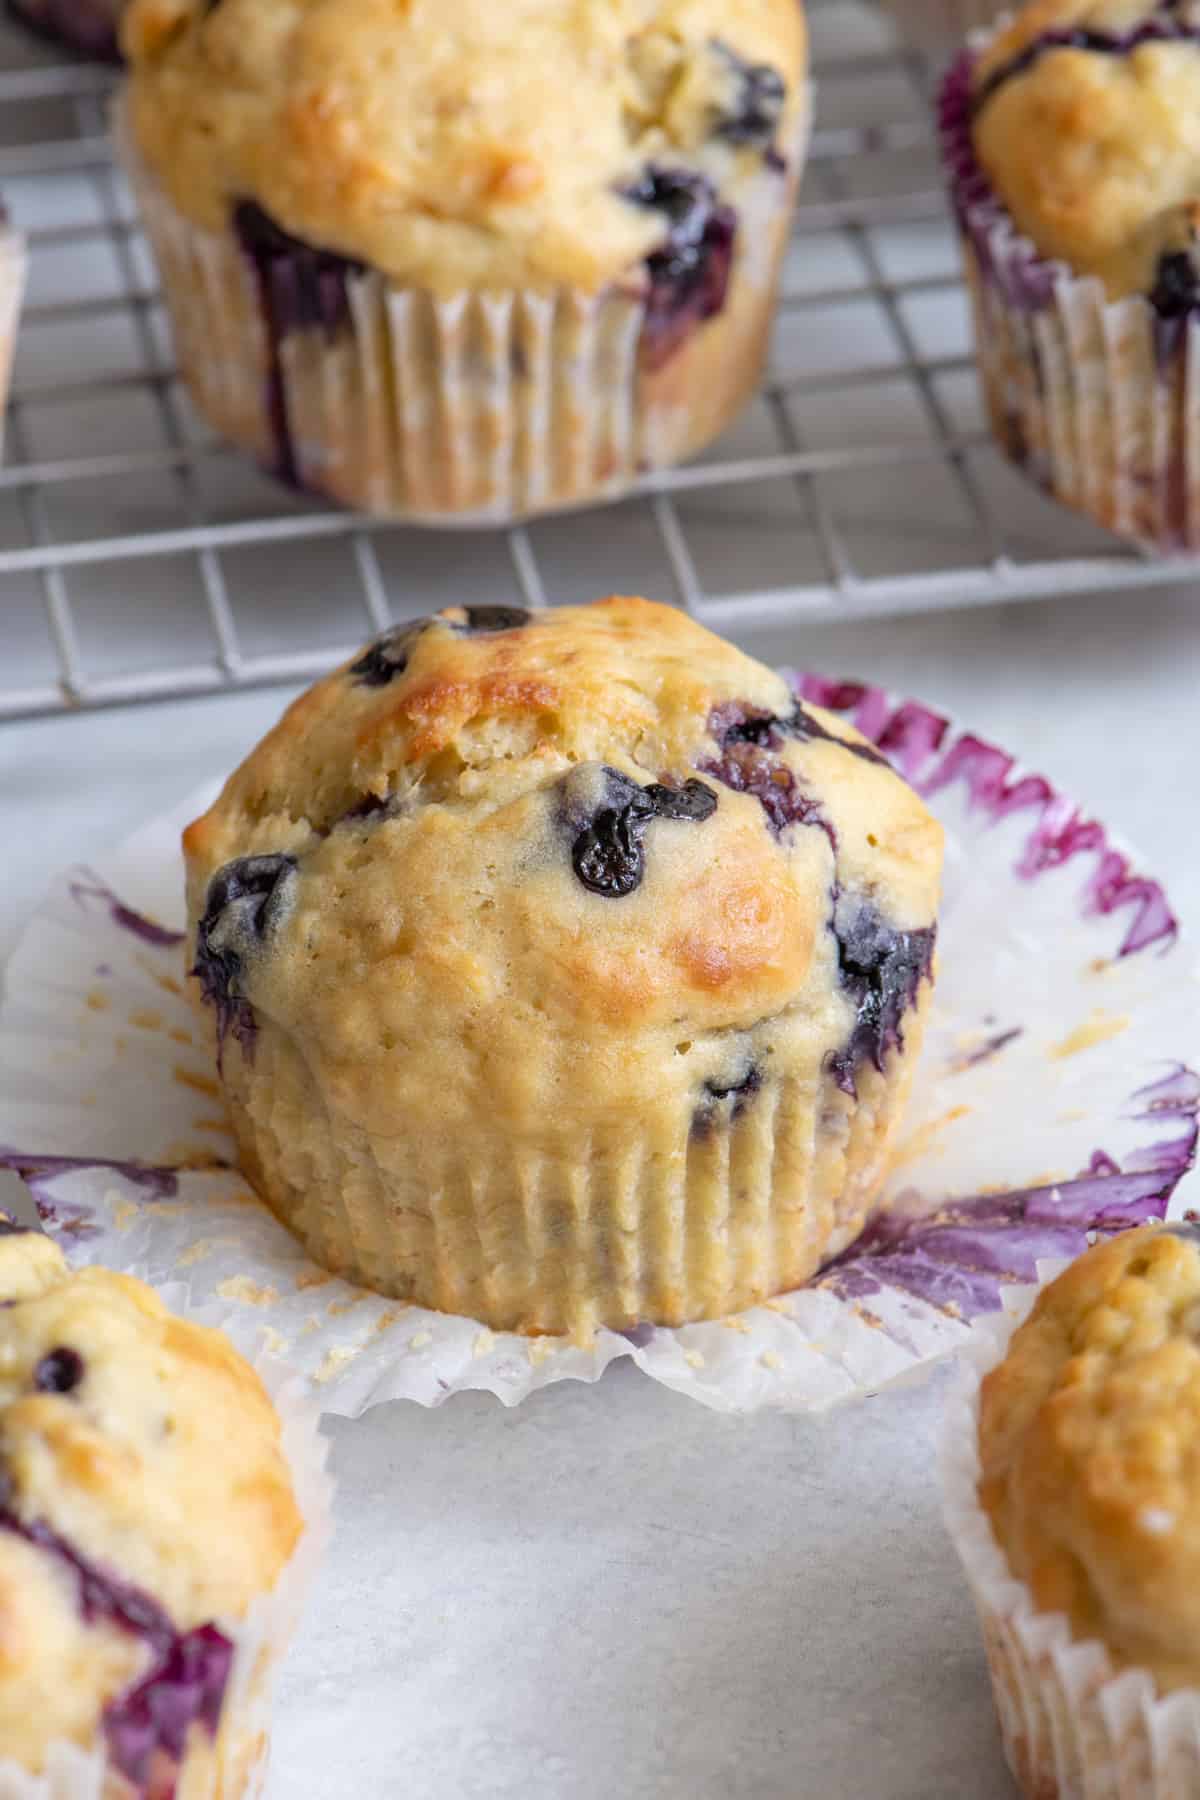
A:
[939, 0, 1200, 547]
[8, 0, 125, 60]
[943, 1224, 1200, 1798]
[118, 0, 808, 521]
[182, 596, 942, 1339]
[0, 1225, 309, 1796]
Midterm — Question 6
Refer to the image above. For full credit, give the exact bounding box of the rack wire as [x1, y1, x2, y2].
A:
[0, 0, 1187, 721]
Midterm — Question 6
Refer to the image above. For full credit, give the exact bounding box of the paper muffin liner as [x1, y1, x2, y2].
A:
[939, 42, 1200, 550]
[6, 0, 123, 61]
[117, 98, 808, 524]
[0, 674, 1196, 1415]
[0, 226, 26, 458]
[941, 1298, 1200, 1799]
[0, 1346, 332, 1800]
[211, 986, 931, 1342]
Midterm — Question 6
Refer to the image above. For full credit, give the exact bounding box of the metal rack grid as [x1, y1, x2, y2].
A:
[0, 0, 1190, 721]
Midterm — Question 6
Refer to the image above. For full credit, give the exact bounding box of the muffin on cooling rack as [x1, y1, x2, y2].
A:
[0, 1223, 324, 1797]
[8, 0, 124, 60]
[182, 596, 943, 1339]
[118, 0, 808, 523]
[942, 1224, 1200, 1799]
[940, 0, 1200, 548]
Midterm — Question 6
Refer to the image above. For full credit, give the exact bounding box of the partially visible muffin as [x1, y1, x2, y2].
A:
[119, 0, 808, 519]
[943, 1224, 1200, 1799]
[183, 595, 942, 1339]
[939, 0, 1200, 546]
[0, 1226, 306, 1795]
[980, 1225, 1200, 1694]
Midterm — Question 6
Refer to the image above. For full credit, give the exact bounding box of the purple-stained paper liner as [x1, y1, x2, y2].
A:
[0, 675, 1195, 1415]
[941, 1299, 1200, 1798]
[939, 43, 1200, 547]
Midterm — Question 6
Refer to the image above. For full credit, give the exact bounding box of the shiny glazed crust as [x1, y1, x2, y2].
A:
[0, 1235, 302, 1782]
[183, 597, 943, 1338]
[972, 0, 1200, 298]
[979, 1224, 1200, 1695]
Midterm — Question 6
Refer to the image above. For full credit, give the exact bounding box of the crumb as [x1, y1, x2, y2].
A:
[216, 1276, 280, 1306]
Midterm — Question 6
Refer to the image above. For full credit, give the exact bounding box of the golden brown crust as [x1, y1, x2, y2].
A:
[184, 597, 943, 1334]
[979, 1225, 1200, 1692]
[122, 0, 807, 293]
[971, 0, 1200, 298]
[0, 1235, 303, 1771]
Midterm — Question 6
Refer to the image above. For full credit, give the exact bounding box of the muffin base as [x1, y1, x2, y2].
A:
[118, 100, 809, 523]
[208, 988, 931, 1343]
[940, 48, 1200, 551]
[0, 1362, 330, 1800]
[941, 1310, 1200, 1800]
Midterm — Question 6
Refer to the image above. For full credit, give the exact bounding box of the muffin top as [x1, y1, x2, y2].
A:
[0, 1228, 302, 1778]
[122, 0, 806, 293]
[979, 1223, 1200, 1693]
[970, 0, 1200, 303]
[183, 597, 942, 1157]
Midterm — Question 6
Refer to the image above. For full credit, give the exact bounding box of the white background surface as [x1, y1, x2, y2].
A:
[3, 589, 1198, 1797]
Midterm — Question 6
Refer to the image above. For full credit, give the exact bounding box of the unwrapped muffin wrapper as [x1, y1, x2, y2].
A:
[1, 675, 1195, 1418]
[117, 98, 809, 522]
[0, 1350, 332, 1800]
[942, 1301, 1200, 1799]
[940, 41, 1200, 550]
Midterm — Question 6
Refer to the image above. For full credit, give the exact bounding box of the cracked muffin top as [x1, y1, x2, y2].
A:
[182, 597, 942, 1153]
[0, 1229, 302, 1783]
[121, 0, 807, 292]
[979, 1223, 1200, 1693]
[970, 0, 1200, 303]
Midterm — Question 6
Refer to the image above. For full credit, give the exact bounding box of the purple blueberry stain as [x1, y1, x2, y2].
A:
[192, 854, 297, 1059]
[0, 1507, 233, 1795]
[34, 1347, 85, 1394]
[701, 703, 838, 843]
[621, 167, 737, 368]
[826, 893, 936, 1097]
[568, 768, 717, 898]
[350, 606, 531, 688]
[232, 200, 365, 487]
[693, 1064, 763, 1136]
[69, 877, 185, 951]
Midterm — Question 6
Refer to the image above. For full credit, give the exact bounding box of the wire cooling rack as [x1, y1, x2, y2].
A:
[0, 0, 1188, 720]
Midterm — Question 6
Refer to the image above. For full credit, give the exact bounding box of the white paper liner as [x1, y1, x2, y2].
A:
[940, 1287, 1200, 1799]
[940, 37, 1200, 550]
[116, 99, 808, 524]
[0, 675, 1196, 1417]
[0, 229, 27, 461]
[0, 1339, 332, 1799]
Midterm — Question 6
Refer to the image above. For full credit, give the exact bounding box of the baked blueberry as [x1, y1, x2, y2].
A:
[350, 621, 429, 687]
[622, 167, 737, 367]
[33, 1347, 84, 1394]
[458, 605, 531, 633]
[192, 854, 297, 1051]
[709, 39, 787, 148]
[827, 894, 936, 1094]
[570, 770, 719, 897]
[1150, 249, 1200, 318]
